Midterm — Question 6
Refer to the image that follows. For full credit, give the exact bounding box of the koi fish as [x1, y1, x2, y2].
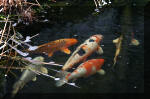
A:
[56, 58, 105, 87]
[62, 34, 104, 71]
[28, 38, 78, 57]
[11, 56, 48, 97]
[130, 32, 140, 46]
[130, 38, 140, 46]
[113, 35, 123, 66]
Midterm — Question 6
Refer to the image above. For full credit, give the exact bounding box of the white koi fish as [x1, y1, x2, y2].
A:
[11, 56, 48, 97]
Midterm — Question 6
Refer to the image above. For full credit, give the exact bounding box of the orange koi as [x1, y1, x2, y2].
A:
[28, 38, 78, 57]
[56, 58, 105, 87]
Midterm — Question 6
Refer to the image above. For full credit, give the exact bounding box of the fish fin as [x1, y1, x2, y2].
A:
[32, 77, 37, 81]
[113, 38, 119, 44]
[41, 67, 48, 74]
[97, 46, 103, 55]
[97, 69, 105, 75]
[61, 48, 71, 54]
[81, 45, 87, 50]
[48, 52, 54, 57]
[55, 71, 70, 87]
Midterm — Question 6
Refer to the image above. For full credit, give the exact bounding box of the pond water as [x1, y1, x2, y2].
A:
[4, 0, 144, 96]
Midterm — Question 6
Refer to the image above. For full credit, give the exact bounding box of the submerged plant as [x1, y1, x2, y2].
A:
[0, 0, 40, 22]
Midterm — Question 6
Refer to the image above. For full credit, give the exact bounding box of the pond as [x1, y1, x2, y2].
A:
[2, 0, 144, 97]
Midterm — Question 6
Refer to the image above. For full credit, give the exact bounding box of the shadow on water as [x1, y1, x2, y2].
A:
[4, 0, 144, 95]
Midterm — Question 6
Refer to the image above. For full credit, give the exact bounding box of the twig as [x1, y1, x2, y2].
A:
[0, 65, 26, 70]
[0, 15, 9, 44]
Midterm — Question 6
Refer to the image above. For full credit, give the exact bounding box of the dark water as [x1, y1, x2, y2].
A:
[4, 1, 144, 96]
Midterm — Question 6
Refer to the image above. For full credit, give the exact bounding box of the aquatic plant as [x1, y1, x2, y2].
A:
[0, 0, 40, 22]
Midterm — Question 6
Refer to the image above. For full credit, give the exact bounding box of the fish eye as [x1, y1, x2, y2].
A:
[89, 39, 95, 42]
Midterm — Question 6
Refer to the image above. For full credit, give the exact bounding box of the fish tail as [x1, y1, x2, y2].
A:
[55, 71, 70, 87]
[56, 77, 68, 87]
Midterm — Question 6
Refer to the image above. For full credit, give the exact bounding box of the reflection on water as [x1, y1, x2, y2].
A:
[5, 2, 144, 94]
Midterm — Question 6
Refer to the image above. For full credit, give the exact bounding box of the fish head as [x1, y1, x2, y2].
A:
[65, 38, 78, 46]
[90, 34, 103, 43]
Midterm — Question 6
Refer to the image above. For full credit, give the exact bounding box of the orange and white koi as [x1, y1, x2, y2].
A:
[56, 58, 105, 87]
[62, 34, 104, 71]
[28, 38, 78, 57]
